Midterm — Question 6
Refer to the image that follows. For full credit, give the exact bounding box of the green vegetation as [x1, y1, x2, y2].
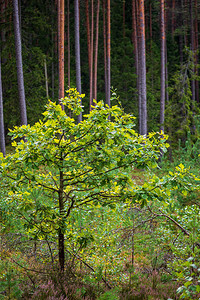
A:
[0, 90, 200, 299]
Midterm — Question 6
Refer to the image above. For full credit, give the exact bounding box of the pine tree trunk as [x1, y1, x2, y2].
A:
[138, 0, 147, 135]
[67, 0, 70, 88]
[136, 0, 142, 133]
[149, 0, 152, 40]
[58, 0, 64, 105]
[0, 55, 6, 157]
[132, 0, 138, 75]
[190, 0, 195, 101]
[44, 57, 49, 99]
[13, 0, 27, 126]
[160, 0, 165, 133]
[89, 0, 94, 109]
[107, 0, 111, 107]
[94, 0, 100, 101]
[194, 0, 199, 102]
[184, 0, 188, 46]
[103, 0, 108, 103]
[51, 0, 55, 99]
[85, 0, 91, 85]
[75, 0, 82, 122]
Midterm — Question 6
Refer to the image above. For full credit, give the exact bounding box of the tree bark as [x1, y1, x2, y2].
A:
[107, 0, 111, 107]
[136, 0, 142, 132]
[85, 0, 91, 84]
[149, 0, 152, 40]
[160, 0, 165, 133]
[58, 0, 65, 105]
[75, 0, 82, 122]
[194, 0, 199, 102]
[0, 55, 6, 157]
[94, 0, 100, 102]
[132, 0, 138, 76]
[58, 169, 65, 271]
[89, 0, 94, 109]
[189, 0, 195, 101]
[51, 0, 55, 99]
[103, 0, 108, 103]
[13, 0, 27, 126]
[67, 0, 70, 88]
[138, 0, 147, 135]
[44, 56, 49, 99]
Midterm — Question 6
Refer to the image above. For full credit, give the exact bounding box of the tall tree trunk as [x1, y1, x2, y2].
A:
[132, 0, 140, 128]
[0, 55, 6, 157]
[107, 0, 111, 107]
[160, 0, 165, 133]
[136, 0, 142, 132]
[172, 0, 175, 38]
[67, 0, 70, 88]
[179, 0, 184, 63]
[44, 56, 49, 98]
[1, 0, 7, 65]
[164, 0, 169, 102]
[103, 0, 108, 103]
[132, 0, 138, 75]
[89, 0, 94, 109]
[13, 0, 27, 126]
[85, 0, 91, 85]
[58, 0, 65, 105]
[190, 0, 195, 101]
[94, 0, 100, 101]
[75, 0, 82, 122]
[194, 0, 199, 102]
[184, 0, 188, 46]
[51, 0, 55, 99]
[57, 0, 65, 270]
[138, 0, 147, 135]
[149, 0, 152, 40]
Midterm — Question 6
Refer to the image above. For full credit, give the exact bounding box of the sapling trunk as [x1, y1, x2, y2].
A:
[58, 168, 65, 271]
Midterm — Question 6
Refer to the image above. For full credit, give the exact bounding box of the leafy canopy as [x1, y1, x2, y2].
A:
[0, 89, 199, 240]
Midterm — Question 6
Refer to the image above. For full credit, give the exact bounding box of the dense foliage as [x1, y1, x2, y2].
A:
[1, 0, 200, 298]
[0, 90, 200, 299]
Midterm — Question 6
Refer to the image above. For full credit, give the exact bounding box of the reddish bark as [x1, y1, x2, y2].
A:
[138, 0, 147, 135]
[74, 0, 82, 122]
[132, 0, 138, 74]
[194, 0, 199, 102]
[85, 0, 91, 75]
[107, 0, 111, 107]
[103, 0, 108, 103]
[190, 0, 195, 101]
[58, 0, 65, 105]
[94, 0, 100, 102]
[67, 0, 70, 88]
[160, 0, 166, 133]
[149, 0, 152, 40]
[89, 0, 94, 109]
